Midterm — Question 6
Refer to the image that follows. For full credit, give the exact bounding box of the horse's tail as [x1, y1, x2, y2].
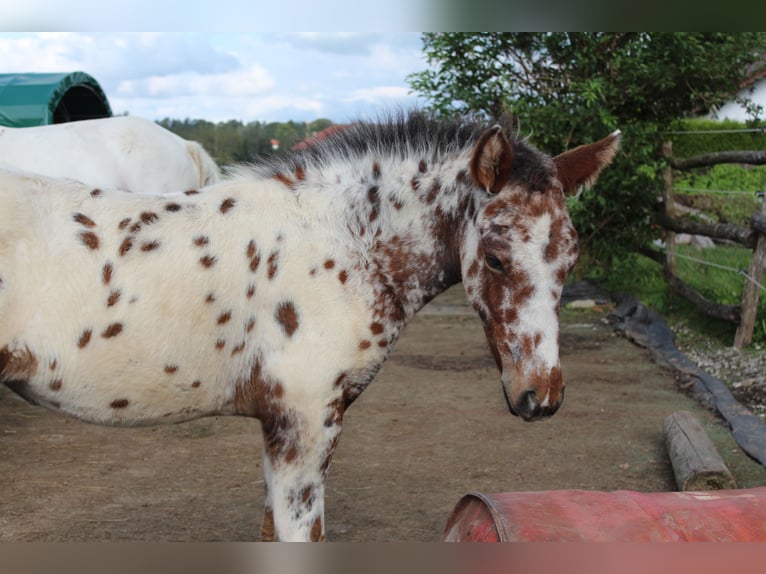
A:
[185, 140, 221, 187]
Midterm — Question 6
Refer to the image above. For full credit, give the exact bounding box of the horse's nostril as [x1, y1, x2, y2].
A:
[516, 389, 540, 420]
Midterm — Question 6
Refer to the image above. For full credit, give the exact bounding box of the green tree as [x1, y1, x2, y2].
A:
[408, 33, 766, 269]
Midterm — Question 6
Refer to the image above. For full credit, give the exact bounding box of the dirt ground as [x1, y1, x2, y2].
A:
[2, 285, 766, 542]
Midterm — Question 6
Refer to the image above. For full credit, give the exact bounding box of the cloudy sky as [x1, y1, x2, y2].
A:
[0, 32, 429, 124]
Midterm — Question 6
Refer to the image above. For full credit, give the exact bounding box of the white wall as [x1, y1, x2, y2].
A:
[711, 78, 766, 121]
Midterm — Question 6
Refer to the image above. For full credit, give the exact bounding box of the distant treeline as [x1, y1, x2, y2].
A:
[157, 117, 336, 167]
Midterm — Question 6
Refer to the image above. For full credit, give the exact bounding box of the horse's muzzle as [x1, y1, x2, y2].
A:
[502, 384, 564, 422]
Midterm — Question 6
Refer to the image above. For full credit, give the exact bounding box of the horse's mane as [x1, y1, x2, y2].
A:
[243, 110, 556, 192]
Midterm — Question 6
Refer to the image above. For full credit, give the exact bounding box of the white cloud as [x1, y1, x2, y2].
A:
[346, 86, 414, 103]
[117, 65, 274, 99]
[0, 32, 427, 123]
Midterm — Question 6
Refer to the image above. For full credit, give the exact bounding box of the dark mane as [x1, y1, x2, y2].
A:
[251, 110, 556, 192]
[300, 110, 488, 163]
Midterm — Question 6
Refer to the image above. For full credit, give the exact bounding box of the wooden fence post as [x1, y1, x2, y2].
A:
[734, 192, 766, 349]
[661, 140, 677, 277]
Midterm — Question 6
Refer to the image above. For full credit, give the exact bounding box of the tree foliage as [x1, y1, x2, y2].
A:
[158, 117, 335, 167]
[408, 33, 766, 268]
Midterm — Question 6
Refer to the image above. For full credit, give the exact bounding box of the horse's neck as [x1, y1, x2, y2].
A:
[319, 151, 471, 322]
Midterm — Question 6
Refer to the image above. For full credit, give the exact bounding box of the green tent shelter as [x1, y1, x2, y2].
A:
[0, 72, 112, 127]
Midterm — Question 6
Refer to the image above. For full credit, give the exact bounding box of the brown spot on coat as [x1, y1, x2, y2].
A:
[191, 380, 201, 388]
[193, 235, 209, 247]
[140, 211, 159, 225]
[247, 240, 261, 272]
[426, 180, 441, 204]
[370, 322, 384, 335]
[310, 518, 324, 542]
[80, 231, 99, 250]
[119, 237, 133, 256]
[275, 301, 299, 337]
[245, 318, 256, 333]
[184, 189, 200, 195]
[73, 213, 96, 227]
[78, 329, 93, 348]
[106, 289, 121, 307]
[368, 185, 379, 205]
[324, 259, 335, 270]
[359, 340, 372, 350]
[0, 345, 39, 380]
[50, 379, 63, 391]
[102, 263, 113, 285]
[200, 255, 217, 268]
[274, 173, 294, 188]
[110, 398, 129, 409]
[231, 342, 246, 356]
[90, 188, 102, 198]
[246, 284, 255, 299]
[118, 218, 131, 230]
[102, 323, 123, 338]
[205, 292, 216, 303]
[215, 339, 226, 350]
[267, 251, 279, 279]
[220, 197, 237, 214]
[338, 270, 348, 284]
[141, 240, 160, 252]
[164, 365, 179, 374]
[217, 310, 232, 325]
[165, 203, 182, 212]
[372, 161, 381, 178]
[324, 397, 344, 427]
[49, 359, 57, 371]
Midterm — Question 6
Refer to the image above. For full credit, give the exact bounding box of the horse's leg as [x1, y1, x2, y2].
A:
[260, 412, 342, 542]
[260, 454, 276, 542]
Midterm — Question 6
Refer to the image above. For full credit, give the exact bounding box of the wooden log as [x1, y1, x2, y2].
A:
[661, 141, 677, 276]
[656, 212, 754, 248]
[664, 271, 741, 324]
[735, 197, 766, 348]
[671, 149, 766, 170]
[663, 410, 736, 491]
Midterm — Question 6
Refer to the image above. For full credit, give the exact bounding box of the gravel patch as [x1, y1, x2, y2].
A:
[670, 320, 766, 421]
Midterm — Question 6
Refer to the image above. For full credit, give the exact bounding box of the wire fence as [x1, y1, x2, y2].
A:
[672, 186, 760, 196]
[666, 250, 766, 294]
[661, 131, 766, 347]
[662, 128, 766, 135]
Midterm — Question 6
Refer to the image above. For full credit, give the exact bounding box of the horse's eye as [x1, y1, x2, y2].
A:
[485, 254, 505, 273]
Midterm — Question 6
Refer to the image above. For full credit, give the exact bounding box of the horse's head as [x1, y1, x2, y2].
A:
[462, 126, 620, 421]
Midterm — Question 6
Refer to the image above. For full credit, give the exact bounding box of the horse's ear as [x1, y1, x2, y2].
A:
[470, 126, 514, 195]
[553, 130, 621, 196]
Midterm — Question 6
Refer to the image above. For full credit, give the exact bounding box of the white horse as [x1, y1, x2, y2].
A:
[0, 116, 220, 194]
[0, 112, 619, 541]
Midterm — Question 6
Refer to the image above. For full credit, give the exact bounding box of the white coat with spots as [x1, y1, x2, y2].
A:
[0, 112, 619, 541]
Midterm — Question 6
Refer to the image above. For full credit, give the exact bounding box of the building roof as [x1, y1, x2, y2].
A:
[0, 71, 112, 127]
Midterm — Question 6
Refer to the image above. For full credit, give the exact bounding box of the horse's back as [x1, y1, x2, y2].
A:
[0, 117, 219, 193]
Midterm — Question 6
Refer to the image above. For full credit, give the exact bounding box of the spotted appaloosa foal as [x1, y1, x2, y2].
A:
[0, 112, 619, 541]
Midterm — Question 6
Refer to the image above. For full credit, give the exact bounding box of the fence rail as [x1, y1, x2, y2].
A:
[660, 140, 766, 349]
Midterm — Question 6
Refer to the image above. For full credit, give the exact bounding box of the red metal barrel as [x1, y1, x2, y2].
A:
[443, 487, 766, 541]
